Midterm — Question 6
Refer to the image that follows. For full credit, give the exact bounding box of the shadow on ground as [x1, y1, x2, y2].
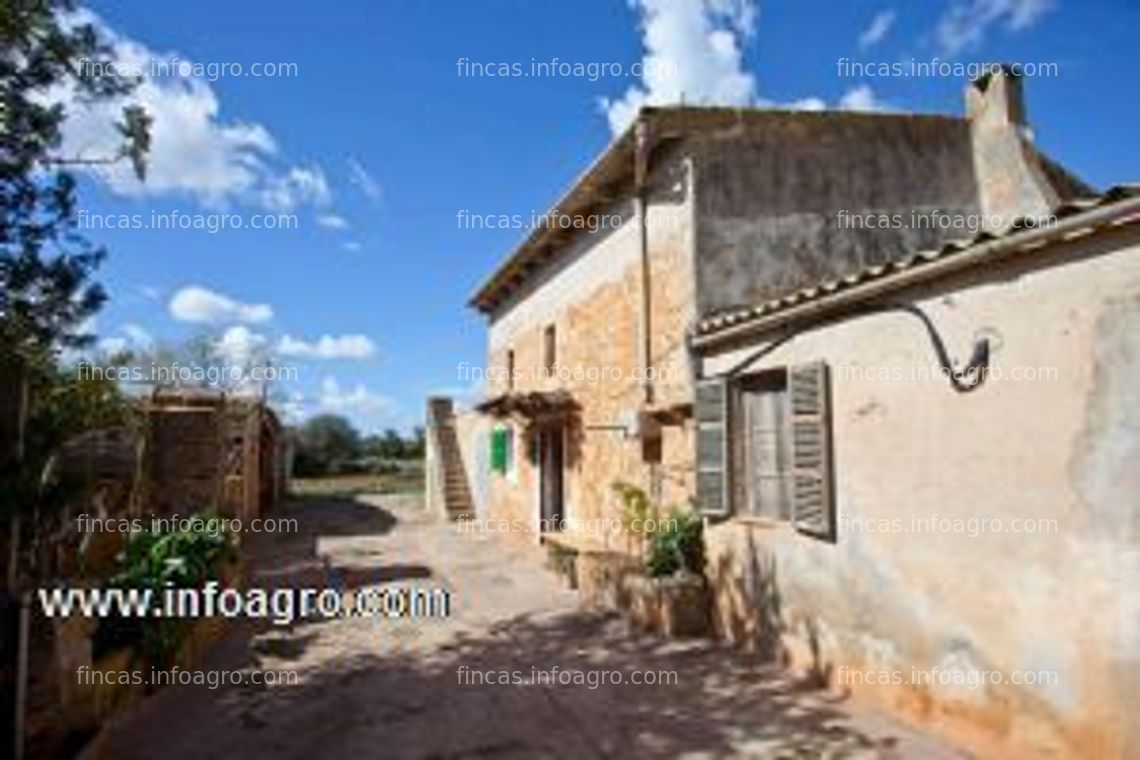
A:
[243, 494, 403, 588]
[199, 609, 910, 759]
[87, 493, 955, 759]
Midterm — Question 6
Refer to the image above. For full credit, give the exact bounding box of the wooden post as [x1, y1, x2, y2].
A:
[244, 407, 259, 524]
[0, 351, 27, 468]
[1, 351, 28, 760]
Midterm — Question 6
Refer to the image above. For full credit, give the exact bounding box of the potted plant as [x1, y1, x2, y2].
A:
[608, 481, 711, 636]
[625, 505, 710, 637]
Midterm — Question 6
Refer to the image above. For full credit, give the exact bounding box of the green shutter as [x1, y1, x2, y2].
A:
[491, 428, 507, 474]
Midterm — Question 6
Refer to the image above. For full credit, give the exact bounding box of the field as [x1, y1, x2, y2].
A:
[289, 467, 425, 498]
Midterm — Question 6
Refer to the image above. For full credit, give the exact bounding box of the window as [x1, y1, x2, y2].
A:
[642, 423, 662, 464]
[543, 324, 556, 371]
[696, 362, 836, 540]
[506, 349, 515, 391]
[737, 371, 792, 521]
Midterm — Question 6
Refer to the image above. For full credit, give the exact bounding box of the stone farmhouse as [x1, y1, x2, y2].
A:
[426, 68, 1139, 757]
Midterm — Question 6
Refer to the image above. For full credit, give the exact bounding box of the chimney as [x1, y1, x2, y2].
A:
[967, 63, 1028, 130]
[967, 64, 1058, 225]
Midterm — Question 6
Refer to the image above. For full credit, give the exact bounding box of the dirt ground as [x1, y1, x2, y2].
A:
[84, 493, 967, 759]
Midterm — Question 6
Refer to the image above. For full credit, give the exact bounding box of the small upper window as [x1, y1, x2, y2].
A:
[543, 325, 556, 371]
[507, 349, 515, 391]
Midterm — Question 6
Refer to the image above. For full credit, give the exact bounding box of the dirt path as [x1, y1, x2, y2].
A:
[85, 494, 967, 759]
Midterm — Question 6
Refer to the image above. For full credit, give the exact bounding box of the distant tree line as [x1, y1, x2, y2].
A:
[291, 414, 425, 477]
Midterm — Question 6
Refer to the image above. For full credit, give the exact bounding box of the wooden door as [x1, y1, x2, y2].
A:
[539, 426, 564, 529]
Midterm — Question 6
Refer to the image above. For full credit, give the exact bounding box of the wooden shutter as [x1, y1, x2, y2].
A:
[789, 362, 835, 540]
[695, 377, 730, 516]
[490, 429, 507, 474]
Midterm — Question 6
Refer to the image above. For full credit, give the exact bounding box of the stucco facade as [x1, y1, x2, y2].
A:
[696, 211, 1140, 758]
[459, 74, 1078, 548]
[432, 69, 1133, 756]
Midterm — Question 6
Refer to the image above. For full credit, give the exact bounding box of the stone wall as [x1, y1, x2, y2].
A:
[144, 404, 224, 518]
[700, 223, 1140, 758]
[142, 395, 280, 522]
[453, 406, 491, 520]
[481, 147, 697, 545]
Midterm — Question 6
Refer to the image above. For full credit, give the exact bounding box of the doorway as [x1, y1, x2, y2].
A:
[537, 425, 564, 531]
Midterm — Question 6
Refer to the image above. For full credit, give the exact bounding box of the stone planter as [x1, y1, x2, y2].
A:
[92, 646, 146, 719]
[175, 614, 227, 670]
[545, 543, 579, 590]
[575, 550, 642, 611]
[623, 571, 711, 638]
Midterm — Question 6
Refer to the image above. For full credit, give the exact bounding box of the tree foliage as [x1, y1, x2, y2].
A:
[361, 426, 425, 460]
[0, 354, 138, 522]
[1, 0, 150, 352]
[293, 417, 424, 477]
[292, 414, 362, 476]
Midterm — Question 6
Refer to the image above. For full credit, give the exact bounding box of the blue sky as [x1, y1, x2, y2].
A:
[69, 0, 1140, 433]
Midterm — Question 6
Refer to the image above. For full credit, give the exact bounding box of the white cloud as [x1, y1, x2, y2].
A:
[347, 158, 382, 205]
[597, 0, 913, 131]
[169, 285, 273, 324]
[138, 285, 162, 301]
[98, 336, 128, 355]
[858, 10, 897, 50]
[277, 334, 376, 360]
[838, 85, 893, 112]
[51, 10, 329, 209]
[260, 166, 332, 212]
[778, 96, 827, 112]
[935, 0, 1054, 56]
[316, 214, 350, 230]
[96, 322, 152, 355]
[319, 376, 393, 415]
[278, 391, 308, 423]
[600, 0, 759, 134]
[76, 316, 98, 337]
[121, 323, 154, 348]
[214, 325, 267, 365]
[342, 241, 363, 253]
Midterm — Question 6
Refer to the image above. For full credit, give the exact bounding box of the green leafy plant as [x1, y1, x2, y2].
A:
[94, 512, 234, 666]
[646, 508, 706, 579]
[613, 481, 651, 532]
[611, 480, 662, 555]
[612, 483, 707, 578]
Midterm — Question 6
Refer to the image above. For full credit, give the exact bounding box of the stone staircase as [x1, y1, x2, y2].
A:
[427, 398, 474, 521]
[436, 423, 474, 520]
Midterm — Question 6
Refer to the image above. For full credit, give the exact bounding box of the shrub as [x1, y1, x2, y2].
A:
[612, 481, 655, 539]
[93, 511, 235, 666]
[646, 508, 705, 579]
